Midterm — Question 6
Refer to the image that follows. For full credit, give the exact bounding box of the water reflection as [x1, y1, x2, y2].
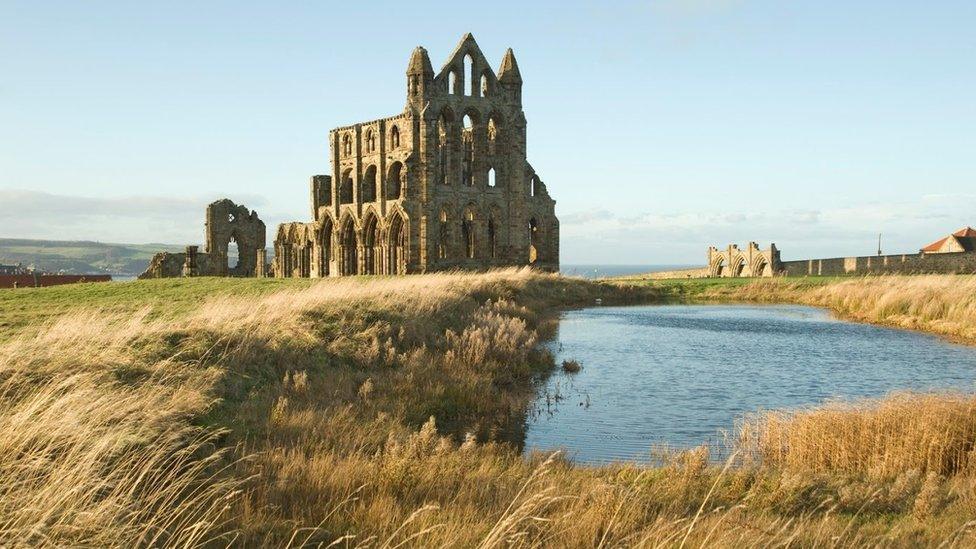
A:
[525, 305, 976, 464]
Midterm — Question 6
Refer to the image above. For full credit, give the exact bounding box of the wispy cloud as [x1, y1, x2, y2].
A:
[560, 195, 976, 264]
[0, 189, 276, 245]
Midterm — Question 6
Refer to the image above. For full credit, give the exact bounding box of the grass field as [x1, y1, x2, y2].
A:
[2, 272, 976, 546]
[0, 277, 317, 341]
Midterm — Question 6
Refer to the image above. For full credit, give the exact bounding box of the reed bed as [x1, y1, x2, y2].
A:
[737, 392, 976, 478]
[1, 271, 975, 546]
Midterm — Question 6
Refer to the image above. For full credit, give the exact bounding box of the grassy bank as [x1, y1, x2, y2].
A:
[2, 272, 976, 546]
[624, 274, 976, 343]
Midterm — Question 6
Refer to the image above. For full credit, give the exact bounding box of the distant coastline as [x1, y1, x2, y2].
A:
[559, 264, 696, 279]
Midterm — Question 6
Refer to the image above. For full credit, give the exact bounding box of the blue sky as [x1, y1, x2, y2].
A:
[2, 0, 974, 264]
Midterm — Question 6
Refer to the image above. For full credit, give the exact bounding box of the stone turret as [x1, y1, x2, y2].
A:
[406, 46, 434, 109]
[497, 48, 522, 103]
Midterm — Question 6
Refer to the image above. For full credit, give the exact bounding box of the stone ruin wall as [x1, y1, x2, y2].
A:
[140, 199, 267, 279]
[707, 242, 780, 278]
[779, 251, 976, 276]
[689, 242, 976, 279]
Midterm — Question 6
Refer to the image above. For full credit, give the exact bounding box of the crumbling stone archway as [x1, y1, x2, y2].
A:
[753, 255, 771, 277]
[730, 255, 746, 277]
[205, 199, 266, 277]
[707, 242, 780, 278]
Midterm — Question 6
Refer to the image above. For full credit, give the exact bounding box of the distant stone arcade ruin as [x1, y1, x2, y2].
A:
[707, 243, 780, 278]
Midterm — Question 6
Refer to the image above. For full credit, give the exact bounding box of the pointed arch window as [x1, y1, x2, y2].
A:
[449, 71, 458, 95]
[487, 167, 496, 188]
[438, 209, 449, 259]
[462, 210, 476, 259]
[481, 73, 490, 97]
[340, 169, 354, 204]
[364, 129, 376, 153]
[387, 162, 404, 199]
[461, 115, 474, 186]
[390, 125, 400, 149]
[388, 213, 407, 275]
[319, 218, 333, 277]
[340, 219, 358, 276]
[528, 217, 540, 264]
[362, 165, 377, 202]
[464, 54, 474, 96]
[437, 112, 451, 185]
[487, 117, 499, 155]
[342, 134, 352, 157]
[488, 217, 496, 259]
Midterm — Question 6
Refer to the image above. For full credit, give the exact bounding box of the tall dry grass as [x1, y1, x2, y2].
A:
[737, 392, 976, 478]
[0, 269, 636, 546]
[3, 270, 976, 546]
[699, 274, 976, 343]
[0, 313, 238, 546]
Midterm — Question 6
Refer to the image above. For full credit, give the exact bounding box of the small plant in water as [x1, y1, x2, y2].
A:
[562, 359, 582, 374]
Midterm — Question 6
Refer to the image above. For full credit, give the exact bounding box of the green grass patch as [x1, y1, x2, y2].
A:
[0, 277, 316, 341]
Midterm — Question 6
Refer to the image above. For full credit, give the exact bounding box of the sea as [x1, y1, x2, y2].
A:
[559, 264, 695, 279]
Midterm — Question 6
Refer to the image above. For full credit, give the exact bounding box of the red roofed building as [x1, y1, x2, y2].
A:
[920, 227, 976, 254]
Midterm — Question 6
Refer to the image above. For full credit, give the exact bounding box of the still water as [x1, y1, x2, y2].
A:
[525, 305, 976, 464]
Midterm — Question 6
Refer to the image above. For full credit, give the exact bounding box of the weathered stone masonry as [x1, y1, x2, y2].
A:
[702, 238, 976, 278]
[778, 252, 976, 276]
[140, 199, 266, 278]
[707, 242, 779, 278]
[274, 34, 559, 278]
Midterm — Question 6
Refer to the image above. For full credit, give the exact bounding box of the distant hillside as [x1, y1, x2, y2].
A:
[0, 238, 186, 276]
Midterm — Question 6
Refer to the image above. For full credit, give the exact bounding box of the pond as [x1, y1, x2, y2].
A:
[524, 304, 976, 464]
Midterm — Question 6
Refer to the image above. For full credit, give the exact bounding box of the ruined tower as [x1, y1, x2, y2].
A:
[275, 34, 559, 277]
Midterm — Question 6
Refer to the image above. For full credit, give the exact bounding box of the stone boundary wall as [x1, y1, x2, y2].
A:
[649, 250, 976, 280]
[0, 274, 112, 289]
[780, 251, 976, 276]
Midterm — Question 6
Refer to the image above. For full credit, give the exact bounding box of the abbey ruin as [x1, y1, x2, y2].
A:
[138, 35, 558, 280]
[274, 34, 558, 277]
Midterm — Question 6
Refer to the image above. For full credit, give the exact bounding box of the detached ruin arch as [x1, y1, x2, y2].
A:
[707, 242, 780, 278]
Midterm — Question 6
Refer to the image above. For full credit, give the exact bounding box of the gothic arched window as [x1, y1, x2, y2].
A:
[449, 71, 458, 95]
[464, 54, 474, 96]
[390, 125, 400, 149]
